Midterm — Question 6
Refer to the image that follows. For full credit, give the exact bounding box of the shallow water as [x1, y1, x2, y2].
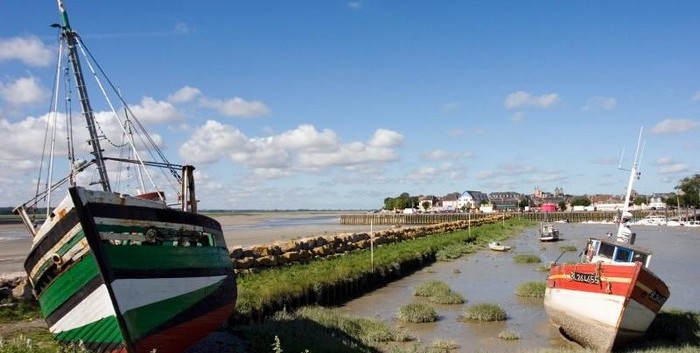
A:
[335, 223, 700, 352]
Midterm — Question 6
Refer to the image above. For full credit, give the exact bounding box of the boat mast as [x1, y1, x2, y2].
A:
[56, 0, 111, 192]
[617, 127, 644, 242]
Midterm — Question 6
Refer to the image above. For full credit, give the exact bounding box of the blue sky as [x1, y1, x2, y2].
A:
[1, 1, 699, 210]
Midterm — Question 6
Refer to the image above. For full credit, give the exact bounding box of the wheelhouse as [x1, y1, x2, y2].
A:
[583, 237, 653, 268]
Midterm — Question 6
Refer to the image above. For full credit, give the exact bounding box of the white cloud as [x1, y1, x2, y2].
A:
[658, 164, 689, 174]
[369, 129, 403, 148]
[0, 76, 48, 107]
[422, 149, 472, 161]
[582, 96, 617, 112]
[129, 97, 184, 124]
[440, 102, 461, 114]
[650, 119, 700, 134]
[691, 91, 700, 101]
[504, 91, 560, 109]
[0, 35, 53, 66]
[423, 150, 448, 160]
[179, 121, 403, 176]
[655, 156, 674, 165]
[168, 86, 202, 103]
[511, 111, 525, 122]
[348, 1, 362, 9]
[200, 97, 271, 117]
[179, 120, 248, 164]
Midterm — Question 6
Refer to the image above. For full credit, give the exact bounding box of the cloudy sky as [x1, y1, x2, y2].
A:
[1, 1, 699, 210]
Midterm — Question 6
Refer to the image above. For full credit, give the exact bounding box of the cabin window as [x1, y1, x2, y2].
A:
[598, 242, 615, 259]
[614, 247, 633, 262]
[633, 252, 648, 264]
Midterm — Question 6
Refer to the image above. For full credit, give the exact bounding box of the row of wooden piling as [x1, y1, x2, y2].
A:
[339, 210, 666, 225]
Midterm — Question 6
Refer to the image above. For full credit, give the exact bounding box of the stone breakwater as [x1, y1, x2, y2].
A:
[229, 214, 508, 272]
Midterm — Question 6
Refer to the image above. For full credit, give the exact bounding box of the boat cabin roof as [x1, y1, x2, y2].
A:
[585, 237, 653, 267]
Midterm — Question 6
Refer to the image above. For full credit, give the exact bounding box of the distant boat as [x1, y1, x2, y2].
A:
[632, 213, 668, 226]
[13, 2, 236, 352]
[488, 241, 511, 252]
[544, 128, 669, 352]
[539, 214, 560, 242]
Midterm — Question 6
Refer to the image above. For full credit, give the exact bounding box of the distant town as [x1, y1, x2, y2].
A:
[381, 186, 688, 214]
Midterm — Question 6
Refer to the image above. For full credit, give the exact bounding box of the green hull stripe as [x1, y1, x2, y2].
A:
[39, 255, 100, 317]
[103, 245, 230, 270]
[123, 280, 224, 339]
[33, 231, 86, 282]
[55, 314, 123, 345]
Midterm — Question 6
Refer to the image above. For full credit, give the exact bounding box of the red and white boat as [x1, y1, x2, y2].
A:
[544, 129, 670, 352]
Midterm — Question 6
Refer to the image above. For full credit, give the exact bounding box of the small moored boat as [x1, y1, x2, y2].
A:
[539, 222, 560, 242]
[488, 241, 511, 252]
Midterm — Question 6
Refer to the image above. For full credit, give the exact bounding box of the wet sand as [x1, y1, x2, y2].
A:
[0, 211, 381, 276]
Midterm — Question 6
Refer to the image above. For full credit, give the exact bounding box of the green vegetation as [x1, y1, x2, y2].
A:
[0, 300, 42, 324]
[536, 264, 552, 272]
[559, 245, 577, 252]
[429, 338, 458, 351]
[435, 243, 478, 261]
[513, 254, 542, 264]
[414, 281, 464, 304]
[458, 303, 507, 322]
[383, 192, 420, 210]
[397, 303, 438, 323]
[515, 281, 547, 298]
[676, 174, 700, 208]
[499, 330, 521, 340]
[233, 306, 411, 353]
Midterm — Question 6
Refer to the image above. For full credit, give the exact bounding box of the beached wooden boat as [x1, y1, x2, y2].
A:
[13, 2, 236, 352]
[488, 241, 511, 251]
[544, 129, 669, 352]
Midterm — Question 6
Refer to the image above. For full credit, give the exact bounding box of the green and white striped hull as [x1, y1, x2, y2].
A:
[25, 187, 237, 353]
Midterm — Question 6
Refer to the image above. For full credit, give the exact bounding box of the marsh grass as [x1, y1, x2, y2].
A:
[430, 338, 458, 351]
[0, 300, 42, 324]
[559, 245, 578, 252]
[498, 330, 520, 340]
[458, 303, 507, 322]
[536, 264, 552, 272]
[515, 281, 547, 298]
[0, 334, 86, 353]
[435, 243, 478, 261]
[234, 306, 411, 353]
[414, 281, 465, 304]
[513, 254, 542, 264]
[397, 303, 438, 323]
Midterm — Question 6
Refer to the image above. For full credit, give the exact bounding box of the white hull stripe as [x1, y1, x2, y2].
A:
[112, 276, 227, 313]
[50, 285, 116, 334]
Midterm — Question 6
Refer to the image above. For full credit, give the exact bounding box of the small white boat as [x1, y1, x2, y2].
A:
[488, 241, 511, 251]
[632, 213, 667, 226]
[539, 223, 560, 242]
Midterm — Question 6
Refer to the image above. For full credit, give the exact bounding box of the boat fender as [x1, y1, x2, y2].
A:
[145, 227, 158, 242]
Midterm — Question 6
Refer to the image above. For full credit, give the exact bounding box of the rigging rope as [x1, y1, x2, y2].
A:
[74, 33, 182, 200]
